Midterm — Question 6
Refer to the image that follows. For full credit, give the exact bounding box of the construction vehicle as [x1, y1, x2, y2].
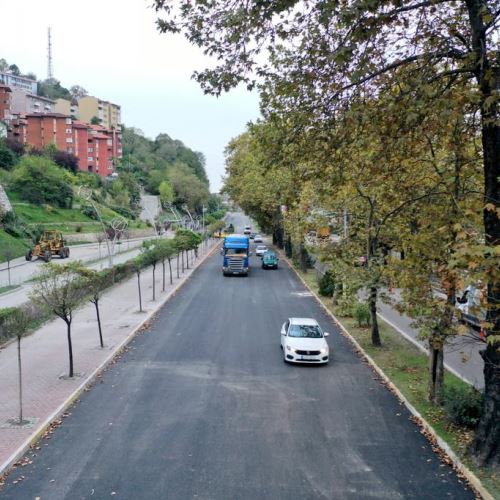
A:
[25, 230, 70, 262]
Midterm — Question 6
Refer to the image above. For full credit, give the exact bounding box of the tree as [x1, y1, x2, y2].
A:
[8, 64, 20, 76]
[11, 156, 73, 208]
[51, 150, 79, 173]
[131, 257, 144, 312]
[69, 85, 88, 99]
[4, 306, 34, 424]
[141, 242, 162, 301]
[90, 116, 101, 125]
[156, 239, 176, 289]
[155, 0, 500, 466]
[159, 180, 174, 207]
[75, 268, 109, 348]
[0, 141, 16, 170]
[30, 264, 87, 378]
[1, 244, 17, 286]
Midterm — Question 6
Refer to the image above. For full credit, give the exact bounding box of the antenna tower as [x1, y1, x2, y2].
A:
[47, 27, 54, 80]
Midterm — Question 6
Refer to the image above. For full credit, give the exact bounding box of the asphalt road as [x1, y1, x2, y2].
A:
[0, 217, 473, 499]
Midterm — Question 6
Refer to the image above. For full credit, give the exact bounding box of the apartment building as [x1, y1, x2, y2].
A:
[24, 113, 74, 152]
[72, 120, 91, 172]
[78, 96, 121, 130]
[7, 115, 28, 144]
[0, 72, 37, 94]
[88, 125, 114, 176]
[0, 85, 12, 121]
[55, 98, 79, 118]
[10, 88, 55, 115]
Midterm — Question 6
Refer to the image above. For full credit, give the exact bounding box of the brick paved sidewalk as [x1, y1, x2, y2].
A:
[0, 239, 219, 474]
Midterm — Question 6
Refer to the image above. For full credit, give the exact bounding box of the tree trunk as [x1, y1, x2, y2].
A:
[299, 245, 308, 272]
[162, 259, 166, 292]
[285, 236, 292, 258]
[65, 319, 74, 378]
[181, 251, 185, 273]
[17, 335, 23, 424]
[467, 0, 500, 467]
[152, 263, 156, 301]
[369, 285, 381, 346]
[94, 299, 104, 348]
[176, 253, 180, 278]
[428, 335, 444, 405]
[186, 250, 190, 269]
[7, 261, 11, 286]
[137, 271, 143, 312]
[168, 258, 173, 284]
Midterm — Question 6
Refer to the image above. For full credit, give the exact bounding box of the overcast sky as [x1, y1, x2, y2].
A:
[1, 0, 261, 191]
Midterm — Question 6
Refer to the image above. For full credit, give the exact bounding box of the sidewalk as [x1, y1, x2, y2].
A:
[0, 239, 219, 475]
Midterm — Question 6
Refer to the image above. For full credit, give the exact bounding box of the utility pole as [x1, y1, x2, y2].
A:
[47, 27, 54, 80]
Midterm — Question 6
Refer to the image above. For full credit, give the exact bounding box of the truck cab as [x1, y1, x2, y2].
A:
[222, 234, 250, 276]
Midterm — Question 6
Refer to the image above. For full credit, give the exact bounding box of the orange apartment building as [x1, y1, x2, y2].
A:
[24, 113, 74, 152]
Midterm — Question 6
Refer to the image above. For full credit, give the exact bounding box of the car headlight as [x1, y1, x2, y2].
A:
[319, 348, 328, 354]
[286, 345, 293, 352]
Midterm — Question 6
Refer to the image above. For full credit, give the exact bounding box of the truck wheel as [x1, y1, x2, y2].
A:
[25, 250, 33, 261]
[65, 247, 70, 258]
[44, 250, 52, 262]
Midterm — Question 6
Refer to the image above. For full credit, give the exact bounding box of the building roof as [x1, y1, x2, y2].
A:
[25, 112, 70, 119]
[72, 120, 90, 129]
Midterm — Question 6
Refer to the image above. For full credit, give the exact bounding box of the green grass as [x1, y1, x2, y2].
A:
[0, 284, 20, 294]
[12, 203, 95, 224]
[0, 230, 30, 262]
[298, 269, 499, 497]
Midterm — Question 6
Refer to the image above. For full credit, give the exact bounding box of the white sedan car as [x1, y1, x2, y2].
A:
[255, 245, 267, 257]
[280, 318, 330, 364]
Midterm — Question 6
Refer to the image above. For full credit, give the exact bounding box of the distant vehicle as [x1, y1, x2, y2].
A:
[222, 234, 250, 276]
[25, 230, 70, 262]
[243, 225, 252, 235]
[456, 284, 486, 329]
[317, 227, 330, 238]
[255, 245, 267, 257]
[280, 318, 330, 364]
[250, 232, 257, 239]
[253, 234, 263, 243]
[262, 250, 279, 269]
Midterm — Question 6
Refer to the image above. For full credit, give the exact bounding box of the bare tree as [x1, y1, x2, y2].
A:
[30, 263, 86, 378]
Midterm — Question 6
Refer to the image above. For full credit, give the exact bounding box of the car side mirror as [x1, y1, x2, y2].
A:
[281, 323, 287, 335]
[324, 332, 330, 337]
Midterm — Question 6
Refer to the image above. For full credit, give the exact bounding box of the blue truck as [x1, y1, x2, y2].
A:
[222, 234, 250, 276]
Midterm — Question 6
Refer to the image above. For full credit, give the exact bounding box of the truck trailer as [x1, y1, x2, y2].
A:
[222, 234, 250, 276]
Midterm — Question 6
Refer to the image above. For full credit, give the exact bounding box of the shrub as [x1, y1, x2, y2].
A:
[352, 301, 371, 327]
[11, 156, 73, 208]
[81, 204, 99, 220]
[443, 385, 484, 428]
[75, 224, 83, 233]
[318, 271, 336, 297]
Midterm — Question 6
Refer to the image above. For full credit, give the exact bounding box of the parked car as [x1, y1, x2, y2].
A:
[456, 284, 486, 329]
[253, 234, 263, 243]
[255, 245, 267, 257]
[262, 250, 279, 269]
[250, 232, 257, 239]
[280, 318, 330, 364]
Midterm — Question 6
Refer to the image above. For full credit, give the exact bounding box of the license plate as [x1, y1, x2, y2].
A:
[300, 356, 315, 360]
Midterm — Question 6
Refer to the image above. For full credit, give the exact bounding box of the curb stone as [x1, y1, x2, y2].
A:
[280, 251, 491, 500]
[0, 240, 221, 481]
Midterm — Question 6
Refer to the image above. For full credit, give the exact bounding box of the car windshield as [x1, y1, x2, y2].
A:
[257, 246, 266, 250]
[225, 248, 247, 255]
[288, 324, 323, 338]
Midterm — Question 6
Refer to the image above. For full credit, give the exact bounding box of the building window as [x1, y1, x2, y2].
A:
[87, 157, 93, 162]
[66, 128, 72, 134]
[88, 147, 94, 152]
[66, 138, 73, 143]
[66, 118, 72, 125]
